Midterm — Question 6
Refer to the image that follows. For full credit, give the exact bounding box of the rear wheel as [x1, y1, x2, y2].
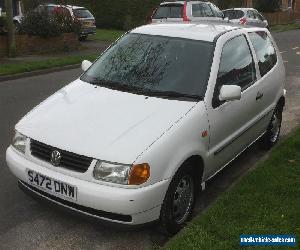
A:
[260, 105, 283, 149]
[160, 164, 195, 234]
[79, 35, 88, 41]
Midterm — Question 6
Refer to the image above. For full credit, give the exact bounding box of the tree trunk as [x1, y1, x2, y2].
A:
[5, 0, 16, 57]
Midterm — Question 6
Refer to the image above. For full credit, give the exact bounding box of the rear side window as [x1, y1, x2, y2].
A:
[249, 31, 277, 77]
[210, 4, 224, 18]
[217, 35, 256, 91]
[223, 10, 244, 20]
[192, 3, 214, 17]
[73, 8, 93, 18]
[153, 5, 183, 19]
[247, 10, 255, 19]
[255, 12, 265, 21]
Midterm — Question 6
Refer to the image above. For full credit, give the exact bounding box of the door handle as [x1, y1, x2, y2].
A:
[256, 92, 264, 101]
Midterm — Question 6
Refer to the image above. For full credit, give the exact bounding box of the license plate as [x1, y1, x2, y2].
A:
[83, 21, 92, 27]
[27, 169, 77, 201]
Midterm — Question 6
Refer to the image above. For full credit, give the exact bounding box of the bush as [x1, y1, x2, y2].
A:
[52, 8, 81, 35]
[18, 10, 80, 38]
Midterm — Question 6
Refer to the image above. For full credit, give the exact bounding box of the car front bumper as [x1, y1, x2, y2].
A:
[81, 27, 96, 36]
[6, 146, 170, 225]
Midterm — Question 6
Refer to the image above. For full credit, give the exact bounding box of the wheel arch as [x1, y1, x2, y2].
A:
[175, 155, 205, 188]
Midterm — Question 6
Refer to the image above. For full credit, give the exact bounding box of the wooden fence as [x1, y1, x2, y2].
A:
[263, 11, 300, 25]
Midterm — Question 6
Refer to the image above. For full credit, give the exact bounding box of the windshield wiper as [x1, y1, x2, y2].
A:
[90, 79, 148, 94]
[88, 79, 201, 101]
[146, 90, 202, 101]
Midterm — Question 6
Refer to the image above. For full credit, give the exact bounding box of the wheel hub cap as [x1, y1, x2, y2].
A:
[270, 113, 280, 143]
[172, 175, 193, 224]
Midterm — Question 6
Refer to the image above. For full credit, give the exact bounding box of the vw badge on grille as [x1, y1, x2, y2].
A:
[51, 150, 61, 166]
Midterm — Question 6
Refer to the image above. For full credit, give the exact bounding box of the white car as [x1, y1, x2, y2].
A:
[151, 1, 224, 23]
[6, 23, 285, 234]
[223, 8, 269, 29]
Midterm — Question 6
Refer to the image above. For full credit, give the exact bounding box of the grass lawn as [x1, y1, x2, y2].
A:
[271, 23, 300, 32]
[91, 28, 125, 42]
[164, 128, 300, 249]
[0, 55, 98, 76]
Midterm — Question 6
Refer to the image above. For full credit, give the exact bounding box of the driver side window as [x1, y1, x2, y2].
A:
[213, 35, 256, 108]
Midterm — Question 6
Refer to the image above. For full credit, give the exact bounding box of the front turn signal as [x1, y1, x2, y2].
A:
[128, 163, 150, 185]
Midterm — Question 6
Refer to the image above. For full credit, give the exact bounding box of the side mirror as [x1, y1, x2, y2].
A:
[219, 85, 241, 102]
[81, 60, 92, 72]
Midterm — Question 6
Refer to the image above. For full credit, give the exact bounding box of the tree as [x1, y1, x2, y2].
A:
[254, 0, 281, 12]
[5, 0, 16, 57]
[214, 0, 244, 9]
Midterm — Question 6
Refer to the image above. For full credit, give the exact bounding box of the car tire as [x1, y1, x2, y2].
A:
[160, 163, 195, 235]
[13, 21, 20, 32]
[260, 104, 283, 150]
[79, 36, 88, 41]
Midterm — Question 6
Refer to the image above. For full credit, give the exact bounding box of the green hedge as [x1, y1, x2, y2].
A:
[67, 0, 162, 30]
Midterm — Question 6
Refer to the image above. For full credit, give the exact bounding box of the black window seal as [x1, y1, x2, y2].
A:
[212, 34, 257, 109]
[248, 31, 278, 78]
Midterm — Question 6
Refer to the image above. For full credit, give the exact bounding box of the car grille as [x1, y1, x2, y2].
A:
[30, 139, 93, 173]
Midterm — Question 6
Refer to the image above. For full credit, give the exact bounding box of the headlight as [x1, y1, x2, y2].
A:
[93, 161, 150, 185]
[12, 131, 27, 154]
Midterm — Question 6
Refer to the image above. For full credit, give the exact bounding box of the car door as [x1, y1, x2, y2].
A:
[204, 32, 264, 177]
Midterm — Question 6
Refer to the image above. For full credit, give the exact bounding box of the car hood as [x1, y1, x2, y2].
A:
[16, 79, 196, 163]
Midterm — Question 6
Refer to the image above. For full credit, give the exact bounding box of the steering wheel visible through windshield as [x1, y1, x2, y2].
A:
[81, 33, 213, 101]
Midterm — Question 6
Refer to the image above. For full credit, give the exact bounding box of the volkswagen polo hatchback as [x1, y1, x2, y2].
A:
[7, 23, 285, 234]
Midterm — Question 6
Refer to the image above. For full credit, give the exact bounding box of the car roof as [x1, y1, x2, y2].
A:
[131, 22, 242, 42]
[160, 1, 209, 5]
[43, 4, 58, 7]
[223, 8, 256, 12]
[65, 5, 87, 10]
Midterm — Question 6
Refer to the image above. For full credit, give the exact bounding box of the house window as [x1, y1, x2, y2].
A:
[288, 0, 293, 8]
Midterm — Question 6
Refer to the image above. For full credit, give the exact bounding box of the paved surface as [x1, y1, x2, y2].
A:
[0, 30, 299, 249]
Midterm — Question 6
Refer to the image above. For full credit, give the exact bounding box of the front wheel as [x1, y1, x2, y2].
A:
[160, 164, 195, 234]
[260, 105, 283, 149]
[79, 35, 88, 41]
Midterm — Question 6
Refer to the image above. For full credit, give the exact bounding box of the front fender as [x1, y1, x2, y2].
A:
[134, 102, 209, 185]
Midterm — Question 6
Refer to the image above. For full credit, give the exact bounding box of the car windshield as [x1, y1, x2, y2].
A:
[73, 8, 93, 18]
[223, 10, 244, 20]
[81, 33, 213, 101]
[153, 5, 183, 19]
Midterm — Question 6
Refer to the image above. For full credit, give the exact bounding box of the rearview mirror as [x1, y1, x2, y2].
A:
[219, 85, 241, 102]
[81, 60, 92, 72]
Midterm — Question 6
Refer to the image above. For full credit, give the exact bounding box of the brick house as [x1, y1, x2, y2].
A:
[283, 0, 300, 12]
